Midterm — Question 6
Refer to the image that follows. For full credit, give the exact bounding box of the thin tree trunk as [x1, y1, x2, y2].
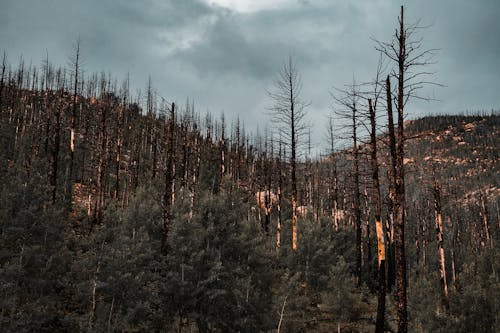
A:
[0, 52, 6, 110]
[364, 186, 372, 264]
[151, 132, 158, 180]
[68, 39, 80, 210]
[352, 100, 362, 285]
[220, 114, 225, 189]
[369, 98, 386, 333]
[51, 97, 61, 204]
[94, 103, 107, 226]
[114, 105, 123, 202]
[385, 76, 396, 292]
[188, 129, 200, 221]
[434, 179, 448, 300]
[291, 99, 298, 251]
[479, 194, 492, 249]
[107, 297, 114, 332]
[162, 102, 175, 255]
[88, 261, 100, 331]
[276, 143, 283, 255]
[395, 6, 408, 332]
[277, 295, 287, 333]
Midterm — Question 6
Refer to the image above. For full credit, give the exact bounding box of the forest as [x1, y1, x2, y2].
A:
[1, 5, 499, 333]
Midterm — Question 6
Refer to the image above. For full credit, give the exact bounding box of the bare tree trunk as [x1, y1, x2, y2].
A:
[352, 99, 362, 285]
[151, 132, 158, 180]
[162, 102, 175, 255]
[276, 143, 283, 255]
[51, 97, 61, 204]
[220, 113, 225, 189]
[114, 105, 123, 202]
[107, 296, 115, 332]
[369, 98, 386, 333]
[93, 103, 107, 226]
[68, 38, 80, 210]
[291, 101, 298, 250]
[327, 117, 340, 230]
[364, 186, 372, 265]
[433, 179, 448, 300]
[395, 7, 408, 331]
[0, 51, 6, 110]
[268, 57, 308, 251]
[189, 129, 200, 222]
[88, 261, 100, 331]
[479, 193, 493, 249]
[277, 295, 287, 333]
[385, 76, 396, 293]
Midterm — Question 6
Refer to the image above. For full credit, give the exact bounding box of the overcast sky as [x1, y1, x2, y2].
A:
[1, 0, 499, 153]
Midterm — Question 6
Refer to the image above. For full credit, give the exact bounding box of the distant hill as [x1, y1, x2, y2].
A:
[403, 114, 499, 204]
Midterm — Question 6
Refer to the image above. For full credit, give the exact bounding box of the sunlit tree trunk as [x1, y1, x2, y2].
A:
[479, 193, 492, 249]
[369, 98, 386, 333]
[276, 143, 283, 254]
[68, 38, 81, 210]
[433, 179, 449, 300]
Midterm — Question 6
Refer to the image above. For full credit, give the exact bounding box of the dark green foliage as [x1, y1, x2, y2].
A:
[0, 170, 76, 331]
[409, 252, 500, 333]
[161, 187, 276, 332]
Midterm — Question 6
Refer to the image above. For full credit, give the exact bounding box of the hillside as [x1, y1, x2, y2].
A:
[404, 114, 499, 203]
[0, 85, 498, 332]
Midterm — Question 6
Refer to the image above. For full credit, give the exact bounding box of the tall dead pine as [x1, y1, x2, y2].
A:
[93, 99, 108, 226]
[394, 7, 409, 329]
[331, 81, 363, 284]
[369, 98, 386, 333]
[376, 6, 439, 330]
[433, 179, 449, 300]
[268, 57, 308, 251]
[51, 95, 62, 204]
[276, 142, 283, 254]
[162, 102, 176, 255]
[67, 38, 81, 210]
[385, 76, 396, 291]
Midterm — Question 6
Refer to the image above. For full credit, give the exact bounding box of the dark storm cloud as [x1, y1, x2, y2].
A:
[176, 16, 285, 80]
[1, 0, 499, 152]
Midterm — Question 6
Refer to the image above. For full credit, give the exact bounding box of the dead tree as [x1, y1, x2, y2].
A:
[479, 193, 493, 249]
[276, 141, 283, 254]
[0, 51, 6, 109]
[326, 116, 340, 230]
[219, 113, 226, 189]
[385, 76, 397, 291]
[50, 94, 62, 204]
[369, 98, 386, 333]
[162, 102, 175, 255]
[268, 56, 309, 251]
[331, 80, 363, 285]
[93, 97, 109, 226]
[114, 96, 124, 203]
[188, 122, 201, 222]
[375, 6, 440, 331]
[433, 178, 448, 300]
[67, 37, 81, 210]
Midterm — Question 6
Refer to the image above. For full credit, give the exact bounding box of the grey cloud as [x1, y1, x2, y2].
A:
[0, 0, 498, 153]
[175, 15, 290, 80]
